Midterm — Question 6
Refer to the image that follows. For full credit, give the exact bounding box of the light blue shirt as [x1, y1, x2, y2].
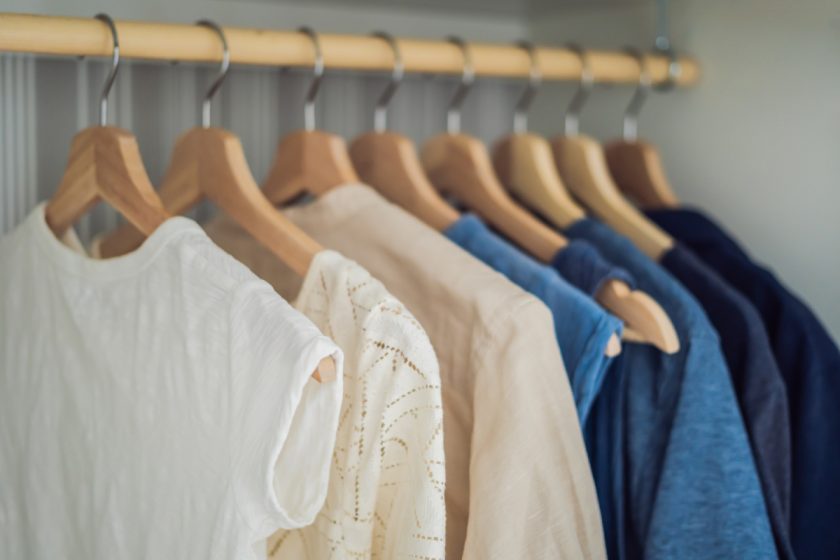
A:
[445, 214, 622, 426]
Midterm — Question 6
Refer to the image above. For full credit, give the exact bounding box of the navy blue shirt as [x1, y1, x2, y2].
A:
[649, 207, 840, 560]
[566, 218, 775, 560]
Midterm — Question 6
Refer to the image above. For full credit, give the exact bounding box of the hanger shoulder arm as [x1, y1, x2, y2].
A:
[604, 140, 680, 209]
[350, 131, 458, 232]
[597, 279, 680, 353]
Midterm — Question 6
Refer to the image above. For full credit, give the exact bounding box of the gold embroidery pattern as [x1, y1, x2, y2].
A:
[268, 254, 446, 559]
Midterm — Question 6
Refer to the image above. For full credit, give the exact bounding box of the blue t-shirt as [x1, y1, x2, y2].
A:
[550, 239, 635, 296]
[445, 214, 622, 425]
[566, 217, 776, 560]
[648, 207, 840, 560]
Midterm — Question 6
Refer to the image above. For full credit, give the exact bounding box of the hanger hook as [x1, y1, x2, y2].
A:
[445, 35, 475, 135]
[563, 43, 594, 137]
[512, 39, 541, 134]
[371, 31, 404, 133]
[196, 19, 230, 129]
[299, 26, 325, 132]
[653, 0, 681, 92]
[621, 46, 652, 141]
[93, 14, 119, 127]
[652, 43, 681, 92]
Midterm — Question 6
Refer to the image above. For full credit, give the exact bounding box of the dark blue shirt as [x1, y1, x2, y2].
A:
[648, 207, 840, 560]
[567, 217, 775, 560]
[445, 214, 622, 425]
[550, 239, 635, 296]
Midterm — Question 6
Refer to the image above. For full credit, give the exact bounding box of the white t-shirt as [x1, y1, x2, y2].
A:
[204, 219, 447, 558]
[0, 204, 344, 560]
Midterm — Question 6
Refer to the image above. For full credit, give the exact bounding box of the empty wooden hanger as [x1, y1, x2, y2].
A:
[421, 37, 620, 357]
[604, 47, 680, 209]
[349, 31, 459, 232]
[261, 26, 358, 206]
[97, 20, 333, 383]
[550, 44, 674, 261]
[45, 14, 169, 240]
[495, 41, 678, 353]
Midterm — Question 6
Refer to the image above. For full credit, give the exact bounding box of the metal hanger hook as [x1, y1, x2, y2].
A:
[512, 39, 541, 134]
[299, 26, 325, 132]
[371, 31, 404, 133]
[653, 0, 681, 92]
[652, 43, 681, 92]
[196, 19, 230, 128]
[445, 35, 475, 135]
[93, 13, 119, 127]
[563, 43, 594, 137]
[621, 46, 652, 141]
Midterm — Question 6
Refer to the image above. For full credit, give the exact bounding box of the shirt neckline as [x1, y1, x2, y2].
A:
[29, 202, 202, 281]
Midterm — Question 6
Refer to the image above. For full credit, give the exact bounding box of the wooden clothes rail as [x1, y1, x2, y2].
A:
[0, 13, 699, 85]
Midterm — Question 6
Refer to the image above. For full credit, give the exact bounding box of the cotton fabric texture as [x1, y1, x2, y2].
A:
[566, 217, 777, 560]
[197, 238, 447, 559]
[0, 205, 344, 560]
[647, 207, 840, 560]
[444, 213, 623, 426]
[208, 185, 606, 560]
[655, 243, 793, 560]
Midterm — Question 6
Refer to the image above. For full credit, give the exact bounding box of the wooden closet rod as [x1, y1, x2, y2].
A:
[0, 13, 699, 85]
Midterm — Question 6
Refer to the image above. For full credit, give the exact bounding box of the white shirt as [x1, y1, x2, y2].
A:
[0, 205, 344, 560]
[201, 223, 447, 558]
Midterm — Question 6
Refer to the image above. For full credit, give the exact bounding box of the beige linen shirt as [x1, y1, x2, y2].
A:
[206, 185, 606, 560]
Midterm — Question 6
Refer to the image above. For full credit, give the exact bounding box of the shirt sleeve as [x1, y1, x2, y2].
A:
[227, 281, 344, 539]
[463, 296, 607, 560]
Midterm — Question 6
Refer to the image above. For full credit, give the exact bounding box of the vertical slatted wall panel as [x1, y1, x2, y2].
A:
[0, 55, 516, 238]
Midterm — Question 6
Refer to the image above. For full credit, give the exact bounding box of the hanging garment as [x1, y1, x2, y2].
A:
[651, 243, 793, 560]
[565, 217, 777, 560]
[550, 238, 636, 297]
[199, 228, 447, 559]
[444, 213, 623, 425]
[0, 204, 344, 560]
[646, 207, 840, 560]
[209, 184, 606, 560]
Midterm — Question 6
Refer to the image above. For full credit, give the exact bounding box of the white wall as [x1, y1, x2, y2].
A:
[529, 0, 840, 340]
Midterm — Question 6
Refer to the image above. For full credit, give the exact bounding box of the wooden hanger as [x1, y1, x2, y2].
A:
[45, 14, 169, 240]
[551, 44, 674, 261]
[349, 31, 458, 232]
[97, 20, 333, 382]
[604, 47, 679, 209]
[424, 134, 570, 262]
[422, 37, 621, 356]
[261, 26, 358, 206]
[422, 38, 568, 261]
[495, 41, 678, 353]
[494, 134, 585, 230]
[492, 41, 584, 230]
